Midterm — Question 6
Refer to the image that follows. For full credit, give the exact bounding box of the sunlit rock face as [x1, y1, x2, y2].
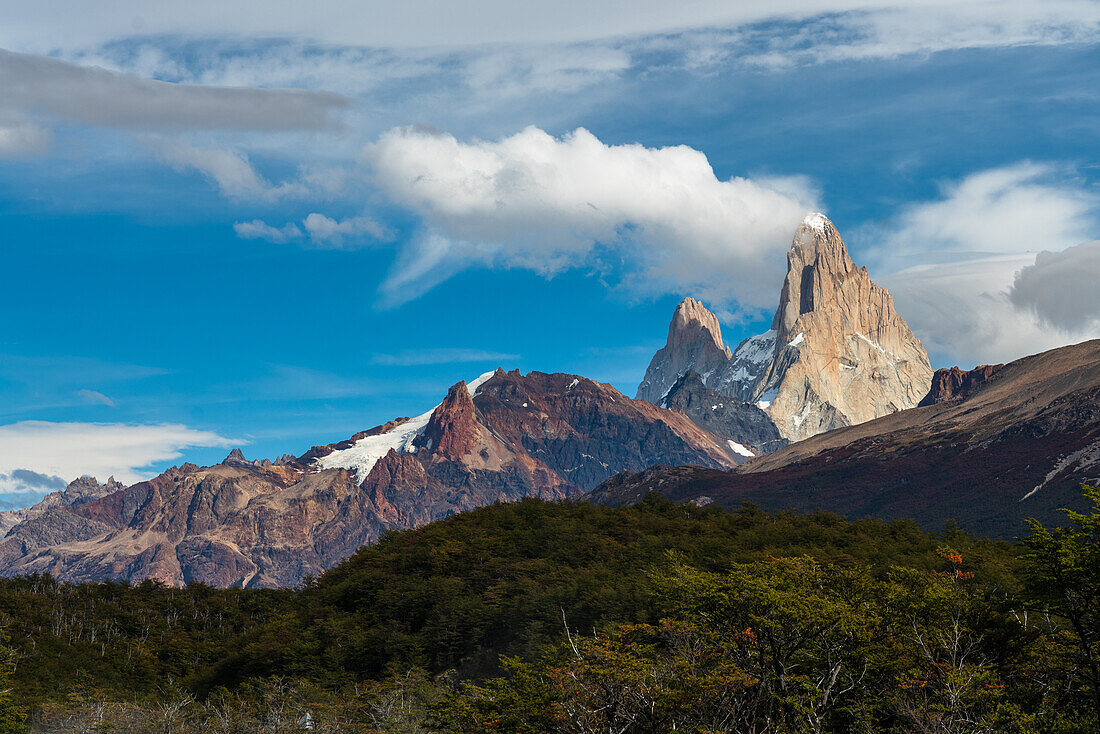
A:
[638, 213, 934, 442]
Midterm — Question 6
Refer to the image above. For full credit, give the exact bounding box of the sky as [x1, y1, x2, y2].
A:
[2, 1, 1099, 506]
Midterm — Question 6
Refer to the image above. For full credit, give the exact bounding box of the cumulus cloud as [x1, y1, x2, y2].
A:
[234, 220, 304, 243]
[303, 213, 389, 245]
[881, 254, 1087, 367]
[369, 348, 520, 366]
[0, 48, 348, 132]
[0, 469, 68, 510]
[870, 163, 1100, 366]
[365, 125, 818, 310]
[234, 213, 387, 248]
[1010, 240, 1100, 332]
[0, 421, 238, 487]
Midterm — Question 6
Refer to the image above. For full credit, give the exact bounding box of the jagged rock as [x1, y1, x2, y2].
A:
[222, 448, 248, 465]
[0, 475, 125, 538]
[637, 298, 732, 404]
[637, 213, 934, 442]
[660, 371, 787, 456]
[595, 339, 1100, 538]
[919, 364, 1004, 406]
[0, 370, 740, 587]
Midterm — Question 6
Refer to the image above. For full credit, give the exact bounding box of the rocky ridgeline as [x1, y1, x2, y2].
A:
[637, 213, 934, 442]
[0, 371, 740, 587]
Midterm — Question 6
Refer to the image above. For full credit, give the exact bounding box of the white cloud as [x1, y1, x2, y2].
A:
[1010, 240, 1100, 332]
[234, 220, 304, 243]
[233, 213, 387, 248]
[0, 469, 67, 510]
[76, 389, 116, 407]
[369, 348, 519, 366]
[881, 254, 1090, 367]
[161, 144, 309, 201]
[870, 162, 1098, 264]
[303, 213, 389, 246]
[366, 125, 818, 309]
[0, 421, 239, 486]
[2, 1, 1097, 54]
[870, 163, 1100, 366]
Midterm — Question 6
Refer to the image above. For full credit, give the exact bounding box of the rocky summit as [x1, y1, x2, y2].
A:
[637, 213, 934, 442]
[0, 370, 739, 587]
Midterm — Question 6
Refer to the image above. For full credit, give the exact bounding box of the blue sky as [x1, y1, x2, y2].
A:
[2, 1, 1100, 503]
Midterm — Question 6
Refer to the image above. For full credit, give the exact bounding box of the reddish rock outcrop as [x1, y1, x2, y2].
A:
[0, 370, 739, 587]
[594, 339, 1100, 538]
[918, 364, 1004, 406]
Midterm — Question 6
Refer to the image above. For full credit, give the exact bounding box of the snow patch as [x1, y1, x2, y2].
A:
[854, 332, 887, 356]
[315, 408, 434, 483]
[567, 378, 579, 390]
[755, 387, 778, 410]
[791, 403, 812, 429]
[787, 332, 805, 348]
[732, 330, 777, 365]
[466, 370, 497, 396]
[803, 212, 829, 233]
[728, 441, 755, 458]
[315, 370, 495, 482]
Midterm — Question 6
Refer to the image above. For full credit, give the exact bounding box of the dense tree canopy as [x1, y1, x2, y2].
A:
[2, 489, 1098, 732]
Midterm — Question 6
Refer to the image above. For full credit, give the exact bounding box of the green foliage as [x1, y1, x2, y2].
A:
[0, 626, 27, 734]
[5, 490, 1100, 731]
[1022, 484, 1100, 726]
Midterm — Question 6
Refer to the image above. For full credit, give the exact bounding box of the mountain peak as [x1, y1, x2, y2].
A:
[418, 380, 481, 460]
[638, 216, 933, 442]
[222, 448, 248, 465]
[773, 212, 858, 336]
[636, 297, 732, 403]
[669, 297, 730, 356]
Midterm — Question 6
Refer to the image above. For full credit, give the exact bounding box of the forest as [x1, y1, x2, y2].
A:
[2, 488, 1100, 733]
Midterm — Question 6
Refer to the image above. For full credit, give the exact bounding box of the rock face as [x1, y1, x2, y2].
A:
[659, 371, 787, 457]
[0, 370, 739, 587]
[919, 364, 1004, 406]
[598, 339, 1100, 538]
[637, 298, 732, 403]
[0, 476, 124, 537]
[637, 214, 934, 442]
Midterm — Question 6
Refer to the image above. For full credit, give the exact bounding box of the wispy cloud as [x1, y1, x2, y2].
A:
[0, 48, 349, 133]
[160, 144, 310, 201]
[868, 162, 1098, 265]
[0, 421, 238, 485]
[369, 348, 519, 367]
[234, 212, 389, 247]
[76, 389, 116, 407]
[872, 163, 1100, 365]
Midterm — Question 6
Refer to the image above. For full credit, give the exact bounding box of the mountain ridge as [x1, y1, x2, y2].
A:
[0, 370, 740, 587]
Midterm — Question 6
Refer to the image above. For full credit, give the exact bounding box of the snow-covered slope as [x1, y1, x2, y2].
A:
[315, 371, 496, 482]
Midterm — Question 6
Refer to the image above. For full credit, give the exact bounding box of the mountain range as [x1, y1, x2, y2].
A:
[1, 214, 1095, 585]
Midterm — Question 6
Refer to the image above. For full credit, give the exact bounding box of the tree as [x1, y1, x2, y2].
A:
[0, 625, 27, 734]
[1022, 484, 1100, 728]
